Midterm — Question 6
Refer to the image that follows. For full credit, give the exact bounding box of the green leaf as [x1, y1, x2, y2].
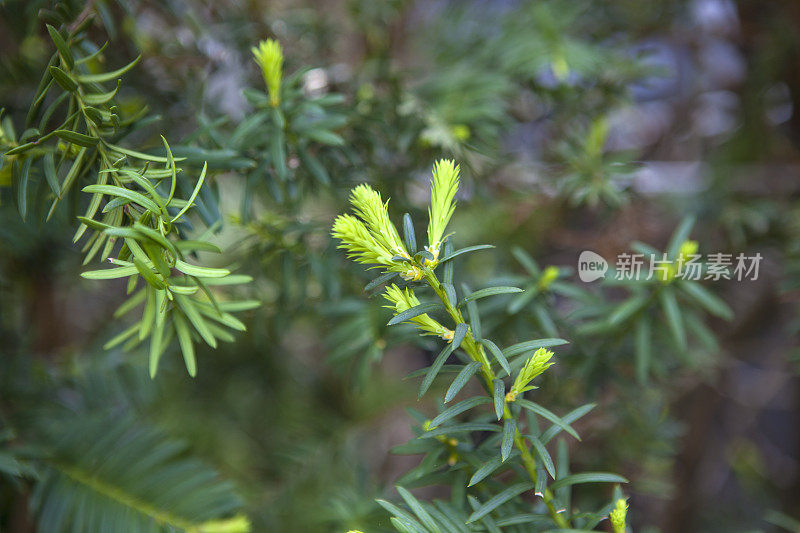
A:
[466, 483, 534, 523]
[548, 472, 628, 491]
[105, 142, 180, 163]
[480, 339, 511, 376]
[403, 213, 417, 254]
[387, 303, 443, 326]
[503, 338, 568, 359]
[174, 240, 222, 254]
[149, 317, 166, 378]
[468, 452, 518, 487]
[419, 342, 456, 399]
[81, 265, 139, 280]
[439, 244, 494, 263]
[555, 439, 570, 508]
[419, 423, 499, 439]
[46, 25, 74, 69]
[173, 312, 197, 377]
[83, 80, 120, 105]
[133, 257, 166, 290]
[174, 259, 230, 278]
[516, 399, 581, 441]
[635, 316, 651, 384]
[170, 162, 207, 223]
[48, 66, 77, 92]
[428, 397, 491, 429]
[132, 223, 178, 259]
[75, 55, 141, 83]
[507, 287, 537, 314]
[305, 128, 344, 146]
[270, 130, 287, 180]
[54, 129, 98, 147]
[461, 283, 482, 340]
[441, 283, 457, 307]
[659, 288, 686, 350]
[444, 362, 482, 403]
[175, 295, 217, 348]
[102, 323, 139, 350]
[396, 487, 441, 533]
[364, 272, 398, 292]
[460, 286, 523, 307]
[467, 495, 502, 533]
[442, 240, 454, 284]
[82, 184, 159, 213]
[376, 500, 426, 533]
[451, 322, 468, 350]
[528, 436, 555, 479]
[500, 418, 515, 461]
[540, 404, 596, 444]
[608, 295, 647, 326]
[678, 280, 733, 320]
[297, 145, 329, 184]
[493, 379, 505, 420]
[512, 247, 540, 276]
[15, 157, 32, 220]
[667, 215, 695, 259]
[43, 152, 60, 197]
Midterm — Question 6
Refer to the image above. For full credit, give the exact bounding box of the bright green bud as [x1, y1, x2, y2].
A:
[538, 266, 559, 290]
[451, 124, 470, 141]
[609, 498, 628, 533]
[332, 213, 395, 268]
[586, 116, 609, 157]
[677, 240, 698, 264]
[552, 52, 570, 82]
[194, 514, 251, 532]
[383, 284, 453, 340]
[349, 184, 409, 259]
[426, 159, 460, 266]
[332, 184, 423, 279]
[506, 347, 554, 402]
[661, 239, 699, 283]
[251, 39, 283, 107]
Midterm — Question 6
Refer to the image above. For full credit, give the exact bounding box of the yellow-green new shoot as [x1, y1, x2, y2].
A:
[506, 347, 554, 402]
[332, 184, 425, 280]
[609, 498, 628, 533]
[251, 39, 283, 107]
[384, 284, 453, 341]
[426, 159, 460, 265]
[331, 214, 395, 268]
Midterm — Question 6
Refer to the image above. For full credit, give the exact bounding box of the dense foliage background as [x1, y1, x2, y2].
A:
[1, 0, 800, 531]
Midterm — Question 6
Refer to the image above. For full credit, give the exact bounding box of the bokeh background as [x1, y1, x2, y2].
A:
[2, 1, 800, 531]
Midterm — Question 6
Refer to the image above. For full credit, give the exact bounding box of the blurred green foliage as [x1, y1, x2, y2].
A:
[1, 0, 800, 532]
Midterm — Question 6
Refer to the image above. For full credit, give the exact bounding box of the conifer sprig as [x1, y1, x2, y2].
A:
[330, 159, 626, 530]
[251, 39, 283, 107]
[426, 159, 460, 265]
[383, 284, 453, 340]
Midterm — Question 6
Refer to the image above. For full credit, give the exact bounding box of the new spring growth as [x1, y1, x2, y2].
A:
[332, 160, 461, 281]
[505, 347, 554, 402]
[538, 265, 560, 290]
[252, 39, 283, 107]
[426, 159, 460, 267]
[661, 239, 698, 283]
[383, 284, 454, 341]
[609, 498, 628, 533]
[332, 184, 424, 280]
